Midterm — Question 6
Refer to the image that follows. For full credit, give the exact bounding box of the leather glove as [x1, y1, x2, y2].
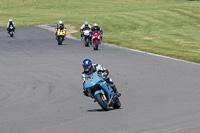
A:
[83, 88, 90, 97]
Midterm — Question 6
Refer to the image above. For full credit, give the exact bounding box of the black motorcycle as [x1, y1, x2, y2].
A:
[8, 26, 15, 37]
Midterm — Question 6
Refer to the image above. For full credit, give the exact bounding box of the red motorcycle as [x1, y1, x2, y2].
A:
[91, 31, 101, 50]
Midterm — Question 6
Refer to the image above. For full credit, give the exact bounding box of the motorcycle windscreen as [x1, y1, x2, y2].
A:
[85, 72, 102, 88]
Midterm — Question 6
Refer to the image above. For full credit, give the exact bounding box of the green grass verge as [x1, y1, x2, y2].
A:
[1, 0, 200, 63]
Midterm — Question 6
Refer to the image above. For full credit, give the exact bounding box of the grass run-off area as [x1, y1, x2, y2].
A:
[0, 0, 200, 63]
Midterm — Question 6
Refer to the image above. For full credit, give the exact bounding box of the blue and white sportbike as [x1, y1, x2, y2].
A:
[84, 72, 121, 111]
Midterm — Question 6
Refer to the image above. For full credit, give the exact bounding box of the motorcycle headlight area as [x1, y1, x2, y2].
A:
[92, 84, 101, 90]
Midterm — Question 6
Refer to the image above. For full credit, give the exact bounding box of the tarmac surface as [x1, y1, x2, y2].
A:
[0, 26, 200, 133]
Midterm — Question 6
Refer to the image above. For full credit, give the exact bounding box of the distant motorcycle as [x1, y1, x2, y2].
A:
[57, 28, 66, 45]
[82, 29, 90, 47]
[8, 26, 14, 37]
[91, 31, 101, 50]
[84, 72, 121, 111]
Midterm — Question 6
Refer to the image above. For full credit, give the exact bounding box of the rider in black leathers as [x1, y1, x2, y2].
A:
[7, 19, 15, 34]
[90, 23, 103, 41]
[55, 20, 66, 39]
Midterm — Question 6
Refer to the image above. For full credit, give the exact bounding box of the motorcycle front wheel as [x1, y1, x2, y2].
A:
[10, 32, 13, 37]
[85, 38, 89, 47]
[58, 36, 63, 45]
[96, 94, 109, 111]
[93, 40, 99, 50]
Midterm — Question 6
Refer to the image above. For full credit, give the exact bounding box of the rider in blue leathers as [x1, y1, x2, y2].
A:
[82, 59, 121, 97]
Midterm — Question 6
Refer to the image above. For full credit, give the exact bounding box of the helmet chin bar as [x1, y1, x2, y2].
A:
[84, 65, 92, 73]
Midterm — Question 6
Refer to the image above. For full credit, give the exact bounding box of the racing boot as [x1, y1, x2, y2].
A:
[83, 86, 91, 97]
[83, 90, 90, 97]
[81, 33, 83, 41]
[111, 84, 121, 97]
[106, 78, 121, 97]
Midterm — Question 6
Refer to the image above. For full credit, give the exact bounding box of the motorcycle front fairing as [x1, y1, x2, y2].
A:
[85, 72, 113, 104]
[9, 26, 14, 32]
[57, 28, 66, 36]
[83, 30, 90, 36]
[92, 31, 101, 46]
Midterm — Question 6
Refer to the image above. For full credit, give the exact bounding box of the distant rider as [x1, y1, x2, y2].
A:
[55, 20, 66, 39]
[7, 19, 15, 34]
[82, 59, 121, 97]
[80, 21, 91, 35]
[80, 21, 91, 42]
[90, 23, 103, 40]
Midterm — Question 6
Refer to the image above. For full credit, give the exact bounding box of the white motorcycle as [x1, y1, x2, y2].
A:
[82, 29, 90, 47]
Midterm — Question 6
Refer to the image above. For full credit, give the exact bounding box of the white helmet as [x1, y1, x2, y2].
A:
[58, 20, 63, 25]
[84, 21, 88, 26]
[93, 23, 98, 27]
[9, 19, 13, 22]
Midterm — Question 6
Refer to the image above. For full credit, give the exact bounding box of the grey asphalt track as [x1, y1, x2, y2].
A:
[0, 27, 200, 133]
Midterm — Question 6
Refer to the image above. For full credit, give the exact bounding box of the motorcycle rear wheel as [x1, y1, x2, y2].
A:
[96, 94, 109, 111]
[113, 97, 121, 109]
